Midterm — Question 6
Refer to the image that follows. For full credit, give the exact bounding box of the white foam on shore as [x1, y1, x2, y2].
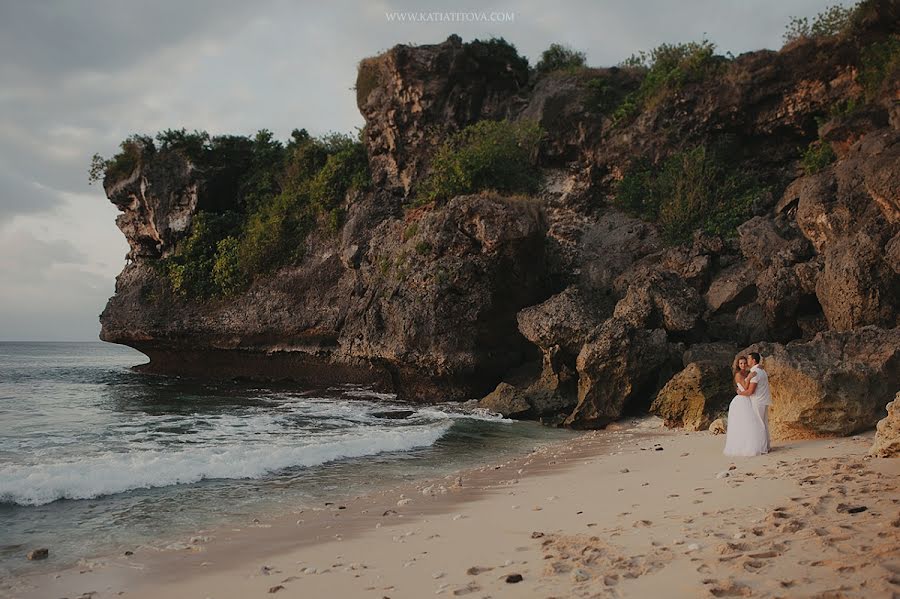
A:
[0, 422, 451, 506]
[413, 406, 514, 423]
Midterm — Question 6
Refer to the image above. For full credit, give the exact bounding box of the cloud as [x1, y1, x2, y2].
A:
[0, 227, 113, 341]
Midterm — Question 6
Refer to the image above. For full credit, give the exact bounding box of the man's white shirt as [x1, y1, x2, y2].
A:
[749, 365, 772, 406]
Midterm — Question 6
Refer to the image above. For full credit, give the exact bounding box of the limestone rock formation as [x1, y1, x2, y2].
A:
[98, 3, 900, 434]
[567, 319, 678, 428]
[650, 361, 734, 431]
[102, 192, 552, 401]
[478, 383, 532, 419]
[612, 269, 704, 335]
[785, 130, 900, 331]
[869, 393, 900, 458]
[104, 143, 199, 260]
[357, 35, 529, 196]
[743, 327, 900, 440]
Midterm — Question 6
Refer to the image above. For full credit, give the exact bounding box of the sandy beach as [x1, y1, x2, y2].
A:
[4, 417, 898, 599]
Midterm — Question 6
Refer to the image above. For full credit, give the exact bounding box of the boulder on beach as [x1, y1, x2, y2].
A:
[870, 393, 900, 458]
[743, 326, 900, 440]
[650, 361, 734, 431]
[567, 318, 679, 428]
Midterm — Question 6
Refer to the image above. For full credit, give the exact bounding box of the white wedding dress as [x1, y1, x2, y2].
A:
[723, 382, 769, 457]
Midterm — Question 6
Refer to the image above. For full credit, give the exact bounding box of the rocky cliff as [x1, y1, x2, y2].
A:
[100, 2, 899, 438]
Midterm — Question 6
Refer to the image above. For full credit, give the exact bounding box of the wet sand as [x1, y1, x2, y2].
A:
[4, 417, 898, 599]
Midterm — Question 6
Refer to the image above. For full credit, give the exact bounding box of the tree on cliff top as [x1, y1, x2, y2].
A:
[535, 43, 587, 74]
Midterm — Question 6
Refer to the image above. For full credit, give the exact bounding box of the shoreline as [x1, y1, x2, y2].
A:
[4, 418, 898, 598]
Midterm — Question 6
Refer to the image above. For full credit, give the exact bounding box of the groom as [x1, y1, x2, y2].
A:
[738, 352, 771, 452]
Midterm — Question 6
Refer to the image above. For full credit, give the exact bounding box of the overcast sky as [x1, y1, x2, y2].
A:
[0, 0, 847, 341]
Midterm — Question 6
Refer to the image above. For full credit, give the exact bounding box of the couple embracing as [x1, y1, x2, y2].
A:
[723, 352, 772, 457]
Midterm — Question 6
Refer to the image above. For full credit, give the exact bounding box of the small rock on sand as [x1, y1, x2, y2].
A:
[716, 471, 730, 479]
[572, 568, 591, 582]
[505, 573, 523, 583]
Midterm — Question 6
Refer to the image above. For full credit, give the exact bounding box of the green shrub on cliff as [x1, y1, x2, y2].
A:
[613, 39, 725, 124]
[159, 211, 242, 297]
[238, 189, 314, 275]
[417, 119, 543, 205]
[107, 127, 370, 298]
[783, 3, 856, 44]
[801, 140, 837, 174]
[615, 144, 766, 245]
[782, 1, 892, 46]
[859, 35, 900, 100]
[535, 43, 587, 74]
[308, 137, 370, 230]
[211, 236, 246, 296]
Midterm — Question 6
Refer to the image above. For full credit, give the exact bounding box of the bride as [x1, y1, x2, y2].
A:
[723, 356, 769, 457]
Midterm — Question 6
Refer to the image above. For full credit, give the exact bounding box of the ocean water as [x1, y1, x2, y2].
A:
[0, 342, 576, 577]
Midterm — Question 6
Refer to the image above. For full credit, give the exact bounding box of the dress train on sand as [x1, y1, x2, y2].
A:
[723, 383, 769, 457]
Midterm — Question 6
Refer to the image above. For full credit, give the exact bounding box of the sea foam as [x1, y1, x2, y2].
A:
[0, 422, 451, 506]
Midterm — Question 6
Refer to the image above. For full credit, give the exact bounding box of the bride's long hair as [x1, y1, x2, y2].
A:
[733, 355, 748, 373]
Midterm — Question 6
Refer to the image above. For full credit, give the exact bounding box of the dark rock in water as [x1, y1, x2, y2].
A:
[26, 548, 48, 560]
[479, 383, 531, 419]
[371, 410, 415, 420]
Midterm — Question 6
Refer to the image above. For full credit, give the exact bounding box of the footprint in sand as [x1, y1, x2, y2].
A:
[742, 559, 766, 572]
[702, 578, 752, 597]
[452, 582, 481, 596]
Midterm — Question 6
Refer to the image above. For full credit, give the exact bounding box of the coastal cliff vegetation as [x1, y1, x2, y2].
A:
[96, 0, 899, 437]
[92, 128, 370, 297]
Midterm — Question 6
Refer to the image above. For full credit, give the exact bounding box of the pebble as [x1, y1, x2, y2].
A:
[686, 543, 701, 553]
[505, 573, 524, 583]
[716, 471, 730, 479]
[397, 498, 412, 507]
